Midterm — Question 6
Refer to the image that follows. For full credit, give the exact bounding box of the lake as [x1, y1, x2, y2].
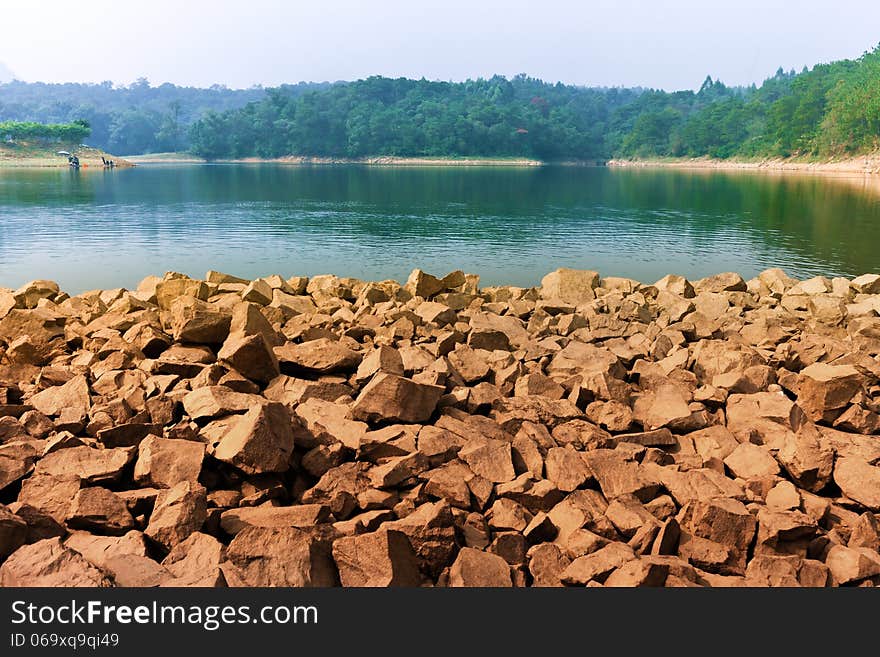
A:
[1, 164, 879, 293]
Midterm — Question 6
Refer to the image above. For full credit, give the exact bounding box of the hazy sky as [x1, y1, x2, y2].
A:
[2, 0, 879, 90]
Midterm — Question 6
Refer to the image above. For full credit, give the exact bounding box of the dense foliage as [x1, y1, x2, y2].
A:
[3, 46, 878, 159]
[0, 79, 288, 153]
[0, 120, 90, 144]
[188, 46, 880, 161]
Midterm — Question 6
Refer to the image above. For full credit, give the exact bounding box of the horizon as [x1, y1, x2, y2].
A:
[1, 1, 879, 91]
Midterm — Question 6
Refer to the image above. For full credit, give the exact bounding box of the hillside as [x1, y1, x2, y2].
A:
[187, 46, 880, 162]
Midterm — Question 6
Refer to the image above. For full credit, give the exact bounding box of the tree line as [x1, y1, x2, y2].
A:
[2, 46, 878, 159]
[0, 120, 90, 144]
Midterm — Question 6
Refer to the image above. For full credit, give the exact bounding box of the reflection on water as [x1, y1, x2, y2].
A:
[0, 164, 879, 293]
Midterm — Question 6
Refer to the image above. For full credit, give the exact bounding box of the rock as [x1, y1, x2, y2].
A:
[351, 374, 444, 424]
[35, 446, 133, 485]
[560, 542, 636, 585]
[677, 498, 756, 576]
[18, 473, 82, 522]
[459, 437, 516, 483]
[695, 272, 747, 293]
[604, 558, 670, 587]
[776, 424, 834, 493]
[226, 527, 338, 586]
[218, 333, 279, 384]
[169, 296, 230, 344]
[850, 273, 880, 294]
[275, 338, 361, 374]
[212, 403, 295, 474]
[0, 537, 113, 587]
[756, 508, 817, 547]
[544, 447, 591, 492]
[0, 505, 28, 558]
[541, 268, 600, 303]
[29, 374, 90, 419]
[332, 529, 421, 586]
[162, 532, 226, 586]
[824, 544, 880, 585]
[582, 450, 660, 501]
[765, 480, 801, 510]
[0, 441, 40, 491]
[66, 487, 136, 535]
[449, 547, 513, 587]
[797, 363, 864, 422]
[220, 504, 331, 535]
[354, 346, 404, 385]
[833, 458, 880, 510]
[654, 274, 695, 298]
[723, 443, 780, 479]
[183, 386, 264, 420]
[134, 435, 205, 488]
[145, 481, 208, 550]
[64, 530, 148, 569]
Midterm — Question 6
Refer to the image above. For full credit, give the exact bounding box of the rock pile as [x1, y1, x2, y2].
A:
[0, 267, 879, 587]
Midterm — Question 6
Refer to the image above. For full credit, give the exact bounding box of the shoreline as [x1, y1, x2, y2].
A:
[1, 267, 879, 587]
[0, 145, 134, 169]
[608, 154, 880, 175]
[126, 153, 547, 166]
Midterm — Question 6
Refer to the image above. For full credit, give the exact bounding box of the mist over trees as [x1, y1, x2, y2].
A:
[2, 46, 878, 159]
[0, 79, 321, 154]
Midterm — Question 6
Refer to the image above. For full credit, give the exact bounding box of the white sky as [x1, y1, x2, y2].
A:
[1, 0, 878, 90]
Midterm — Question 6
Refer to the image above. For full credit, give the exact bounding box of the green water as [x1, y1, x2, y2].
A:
[0, 163, 878, 293]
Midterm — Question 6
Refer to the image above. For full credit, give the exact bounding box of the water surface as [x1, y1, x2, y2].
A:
[0, 164, 878, 293]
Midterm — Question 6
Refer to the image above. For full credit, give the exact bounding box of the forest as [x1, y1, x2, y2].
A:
[1, 46, 878, 160]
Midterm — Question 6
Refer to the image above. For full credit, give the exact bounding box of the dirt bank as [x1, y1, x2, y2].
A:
[608, 153, 880, 175]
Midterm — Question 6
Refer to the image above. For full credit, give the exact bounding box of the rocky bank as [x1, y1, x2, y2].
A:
[0, 267, 879, 587]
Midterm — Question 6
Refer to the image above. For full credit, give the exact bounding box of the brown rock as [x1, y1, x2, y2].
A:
[544, 447, 592, 492]
[169, 296, 230, 344]
[776, 424, 834, 493]
[35, 446, 133, 485]
[459, 437, 516, 483]
[723, 443, 781, 479]
[17, 473, 80, 523]
[226, 526, 338, 586]
[604, 558, 670, 587]
[220, 504, 331, 535]
[0, 537, 113, 587]
[29, 374, 91, 419]
[824, 544, 880, 585]
[351, 373, 444, 424]
[449, 547, 513, 587]
[162, 532, 226, 586]
[541, 268, 599, 303]
[275, 338, 361, 374]
[677, 498, 756, 575]
[145, 481, 208, 550]
[332, 529, 421, 586]
[833, 458, 880, 510]
[182, 386, 264, 421]
[582, 450, 660, 502]
[560, 542, 636, 585]
[134, 435, 205, 488]
[66, 486, 136, 535]
[212, 403, 295, 474]
[0, 504, 28, 558]
[797, 363, 864, 422]
[218, 333, 279, 384]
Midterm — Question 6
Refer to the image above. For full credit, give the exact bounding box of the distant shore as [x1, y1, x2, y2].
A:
[608, 153, 880, 175]
[0, 145, 134, 169]
[126, 153, 547, 166]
